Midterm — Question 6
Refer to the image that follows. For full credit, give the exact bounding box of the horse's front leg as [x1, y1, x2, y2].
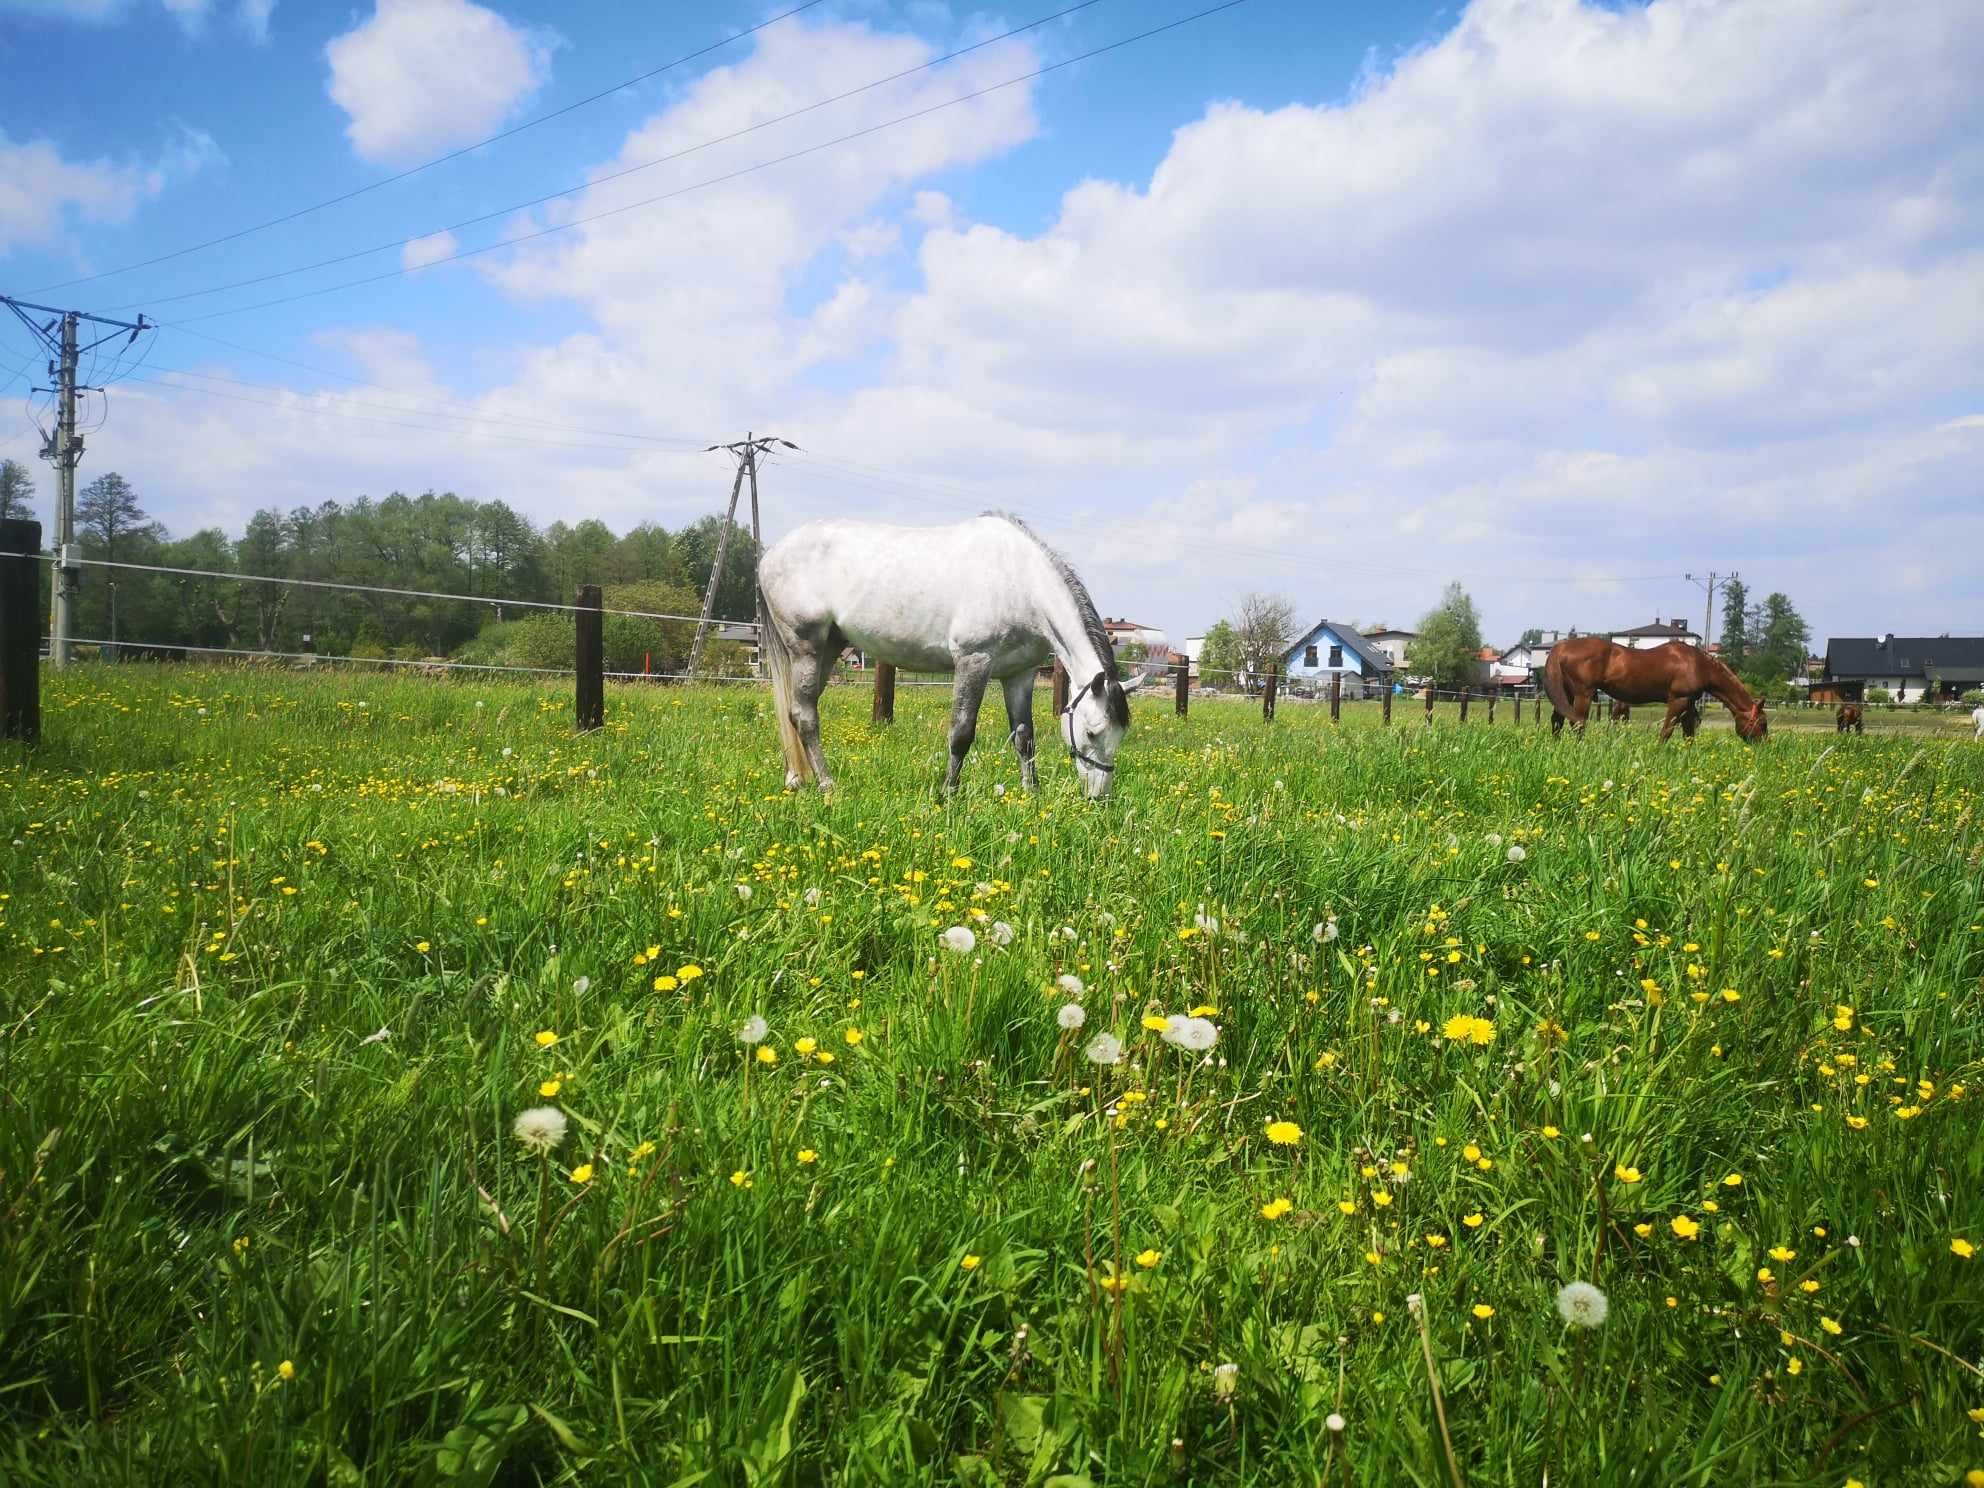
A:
[943, 654, 993, 793]
[1001, 670, 1038, 791]
[1658, 699, 1690, 742]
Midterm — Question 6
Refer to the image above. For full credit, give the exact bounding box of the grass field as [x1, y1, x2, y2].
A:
[4, 667, 1982, 1486]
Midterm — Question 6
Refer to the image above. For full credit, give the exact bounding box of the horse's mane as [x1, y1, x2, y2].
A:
[984, 511, 1119, 680]
[1701, 649, 1758, 709]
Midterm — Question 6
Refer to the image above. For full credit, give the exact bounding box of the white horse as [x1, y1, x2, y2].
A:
[1973, 704, 1984, 740]
[757, 512, 1145, 796]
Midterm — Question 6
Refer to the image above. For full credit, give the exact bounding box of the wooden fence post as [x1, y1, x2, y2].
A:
[0, 519, 41, 744]
[1382, 684, 1392, 726]
[1459, 686, 1470, 722]
[1424, 685, 1434, 723]
[1487, 691, 1497, 725]
[1330, 670, 1341, 723]
[1173, 655, 1189, 717]
[1262, 664, 1278, 722]
[575, 584, 604, 732]
[1051, 659, 1069, 717]
[1512, 693, 1521, 725]
[872, 660, 897, 725]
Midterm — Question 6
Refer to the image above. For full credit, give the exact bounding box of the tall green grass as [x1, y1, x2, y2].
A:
[2, 667, 1980, 1485]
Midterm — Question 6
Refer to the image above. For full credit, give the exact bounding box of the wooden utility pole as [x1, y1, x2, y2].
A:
[691, 432, 798, 676]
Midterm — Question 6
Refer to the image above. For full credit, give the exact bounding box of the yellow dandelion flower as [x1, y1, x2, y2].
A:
[1471, 1303, 1494, 1320]
[755, 1045, 778, 1066]
[960, 1255, 981, 1271]
[844, 1027, 865, 1047]
[570, 1163, 594, 1184]
[533, 1030, 559, 1048]
[1260, 1197, 1293, 1220]
[1265, 1120, 1304, 1146]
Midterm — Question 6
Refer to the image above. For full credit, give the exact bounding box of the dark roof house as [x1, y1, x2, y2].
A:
[1825, 635, 1984, 697]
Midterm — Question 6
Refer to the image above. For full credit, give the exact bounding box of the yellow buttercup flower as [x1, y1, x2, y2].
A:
[1260, 1197, 1292, 1220]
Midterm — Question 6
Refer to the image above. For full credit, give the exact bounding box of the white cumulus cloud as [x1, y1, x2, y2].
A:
[325, 0, 556, 164]
[401, 230, 459, 270]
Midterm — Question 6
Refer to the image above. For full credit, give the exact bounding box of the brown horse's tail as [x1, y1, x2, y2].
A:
[1540, 651, 1575, 719]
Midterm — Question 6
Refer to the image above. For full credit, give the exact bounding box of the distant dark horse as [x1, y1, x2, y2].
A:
[1609, 698, 1633, 723]
[1836, 703, 1863, 734]
[1544, 637, 1767, 742]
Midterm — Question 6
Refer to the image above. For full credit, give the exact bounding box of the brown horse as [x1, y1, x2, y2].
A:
[1609, 698, 1632, 723]
[1543, 637, 1766, 742]
[1836, 703, 1863, 734]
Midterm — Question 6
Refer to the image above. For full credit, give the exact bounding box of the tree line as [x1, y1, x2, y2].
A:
[0, 458, 760, 671]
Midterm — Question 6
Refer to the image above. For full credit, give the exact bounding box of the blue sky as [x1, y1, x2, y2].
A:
[2, 0, 1980, 648]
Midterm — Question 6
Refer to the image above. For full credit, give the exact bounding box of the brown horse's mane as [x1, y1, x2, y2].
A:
[1698, 650, 1759, 714]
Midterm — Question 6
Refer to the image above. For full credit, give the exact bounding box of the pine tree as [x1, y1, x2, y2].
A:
[1718, 578, 1749, 667]
[0, 458, 34, 522]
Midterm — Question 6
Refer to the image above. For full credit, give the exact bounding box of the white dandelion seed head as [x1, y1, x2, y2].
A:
[804, 887, 821, 906]
[1313, 918, 1340, 943]
[1387, 1008, 1403, 1024]
[940, 926, 977, 955]
[1057, 1003, 1087, 1031]
[988, 921, 1015, 947]
[1325, 1412, 1346, 1433]
[501, 747, 513, 757]
[512, 1106, 568, 1154]
[735, 883, 753, 901]
[1160, 1014, 1190, 1046]
[1193, 910, 1219, 936]
[1846, 1234, 1860, 1247]
[1555, 1281, 1610, 1329]
[1175, 1017, 1218, 1052]
[1211, 1362, 1239, 1398]
[1057, 974, 1085, 997]
[571, 977, 590, 995]
[1084, 1032, 1124, 1066]
[1507, 845, 1527, 864]
[1406, 1293, 1424, 1318]
[737, 1016, 768, 1045]
[1100, 911, 1117, 928]
[1484, 833, 1503, 848]
[994, 782, 1005, 797]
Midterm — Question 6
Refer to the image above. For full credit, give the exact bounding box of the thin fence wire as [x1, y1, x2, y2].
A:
[27, 552, 758, 629]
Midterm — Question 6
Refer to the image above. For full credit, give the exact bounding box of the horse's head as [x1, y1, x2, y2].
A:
[1737, 702, 1769, 741]
[1065, 668, 1139, 798]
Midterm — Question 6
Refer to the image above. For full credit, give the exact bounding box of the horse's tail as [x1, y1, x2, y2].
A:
[1540, 650, 1575, 720]
[758, 585, 811, 782]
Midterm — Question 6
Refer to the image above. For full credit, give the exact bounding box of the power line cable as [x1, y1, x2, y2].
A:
[158, 1, 1253, 325]
[24, 1, 832, 296]
[141, 361, 708, 449]
[121, 370, 714, 457]
[114, 0, 1110, 314]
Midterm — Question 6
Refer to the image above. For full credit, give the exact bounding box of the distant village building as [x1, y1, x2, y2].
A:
[1279, 620, 1394, 698]
[1361, 627, 1418, 669]
[1608, 618, 1700, 649]
[1822, 635, 1984, 701]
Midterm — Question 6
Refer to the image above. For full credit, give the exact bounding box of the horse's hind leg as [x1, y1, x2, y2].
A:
[943, 653, 993, 793]
[1001, 670, 1038, 791]
[787, 646, 835, 790]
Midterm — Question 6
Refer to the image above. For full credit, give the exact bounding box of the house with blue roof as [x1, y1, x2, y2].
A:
[1280, 619, 1395, 697]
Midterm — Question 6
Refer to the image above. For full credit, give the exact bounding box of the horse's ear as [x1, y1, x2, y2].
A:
[1119, 672, 1148, 694]
[1089, 670, 1108, 697]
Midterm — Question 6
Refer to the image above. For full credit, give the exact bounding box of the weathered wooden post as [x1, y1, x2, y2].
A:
[1487, 691, 1497, 725]
[872, 660, 897, 725]
[1382, 684, 1392, 726]
[0, 519, 41, 744]
[575, 584, 604, 732]
[1513, 693, 1521, 725]
[1329, 670, 1341, 723]
[1051, 659, 1069, 717]
[1424, 685, 1434, 723]
[1459, 686, 1470, 723]
[1262, 663, 1278, 722]
[1173, 655, 1189, 717]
